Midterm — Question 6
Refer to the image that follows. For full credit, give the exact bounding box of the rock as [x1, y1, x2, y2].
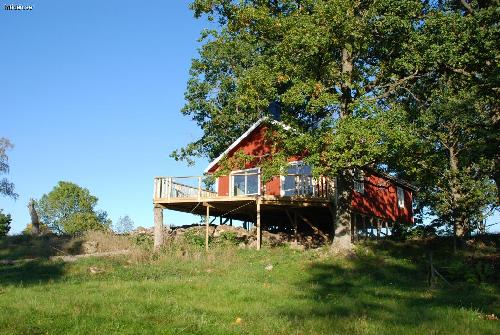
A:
[88, 266, 104, 274]
[248, 239, 258, 249]
[289, 241, 305, 251]
[265, 264, 273, 271]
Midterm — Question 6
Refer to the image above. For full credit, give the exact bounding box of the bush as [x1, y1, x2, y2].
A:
[22, 223, 51, 235]
[0, 209, 11, 236]
[131, 233, 154, 250]
[184, 230, 210, 247]
[218, 231, 240, 246]
[62, 212, 110, 235]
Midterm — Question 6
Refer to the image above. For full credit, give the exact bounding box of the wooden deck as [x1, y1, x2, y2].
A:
[153, 175, 336, 218]
[152, 175, 337, 250]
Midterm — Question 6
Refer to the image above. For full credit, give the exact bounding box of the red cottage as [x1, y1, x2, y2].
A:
[153, 117, 415, 249]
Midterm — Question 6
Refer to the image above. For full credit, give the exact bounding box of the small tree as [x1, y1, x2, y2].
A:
[0, 138, 18, 199]
[0, 209, 12, 236]
[37, 181, 111, 234]
[114, 215, 134, 234]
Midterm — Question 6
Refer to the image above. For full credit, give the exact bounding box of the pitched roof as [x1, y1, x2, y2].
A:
[204, 117, 290, 173]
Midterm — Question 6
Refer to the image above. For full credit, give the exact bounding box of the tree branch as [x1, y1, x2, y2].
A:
[459, 0, 474, 15]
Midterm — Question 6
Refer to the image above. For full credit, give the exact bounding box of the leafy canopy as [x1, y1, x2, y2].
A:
[37, 181, 111, 235]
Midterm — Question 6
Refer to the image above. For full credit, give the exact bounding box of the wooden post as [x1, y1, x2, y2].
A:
[198, 176, 202, 200]
[376, 218, 381, 239]
[361, 215, 368, 241]
[294, 212, 298, 243]
[256, 197, 261, 250]
[205, 204, 210, 251]
[153, 206, 163, 251]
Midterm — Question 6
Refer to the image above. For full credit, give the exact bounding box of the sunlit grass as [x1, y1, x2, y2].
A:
[0, 239, 498, 335]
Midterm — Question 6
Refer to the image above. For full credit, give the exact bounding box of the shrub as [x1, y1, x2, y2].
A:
[184, 230, 210, 247]
[0, 209, 11, 236]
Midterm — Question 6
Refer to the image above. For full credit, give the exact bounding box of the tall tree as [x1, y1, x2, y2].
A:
[0, 138, 18, 199]
[37, 181, 111, 235]
[177, 0, 497, 247]
[390, 0, 499, 243]
[176, 0, 426, 248]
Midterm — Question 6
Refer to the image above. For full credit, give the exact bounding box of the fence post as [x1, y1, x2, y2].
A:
[198, 176, 202, 200]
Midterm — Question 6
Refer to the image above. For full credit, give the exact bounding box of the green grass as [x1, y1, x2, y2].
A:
[0, 238, 498, 335]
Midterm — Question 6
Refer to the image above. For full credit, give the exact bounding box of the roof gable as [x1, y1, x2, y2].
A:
[204, 117, 290, 173]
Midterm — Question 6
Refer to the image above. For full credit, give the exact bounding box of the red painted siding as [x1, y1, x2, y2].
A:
[210, 122, 414, 223]
[212, 124, 297, 196]
[217, 176, 229, 196]
[351, 171, 413, 224]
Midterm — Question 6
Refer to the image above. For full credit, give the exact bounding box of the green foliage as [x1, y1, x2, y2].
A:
[22, 223, 51, 236]
[183, 229, 210, 247]
[218, 231, 239, 245]
[60, 212, 109, 235]
[0, 209, 12, 236]
[131, 233, 153, 250]
[37, 181, 111, 235]
[178, 0, 498, 236]
[0, 138, 18, 199]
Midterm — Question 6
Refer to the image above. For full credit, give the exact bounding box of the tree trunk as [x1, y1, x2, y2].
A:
[27, 198, 40, 236]
[331, 44, 354, 251]
[332, 172, 353, 252]
[448, 145, 466, 251]
[340, 45, 353, 118]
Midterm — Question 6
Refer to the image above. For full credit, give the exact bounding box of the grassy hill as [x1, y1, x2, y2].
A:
[0, 233, 498, 335]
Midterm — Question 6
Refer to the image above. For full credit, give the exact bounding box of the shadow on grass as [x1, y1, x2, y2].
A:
[0, 259, 67, 286]
[281, 240, 499, 332]
[0, 235, 83, 261]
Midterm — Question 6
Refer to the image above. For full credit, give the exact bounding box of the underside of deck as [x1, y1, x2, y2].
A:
[154, 195, 336, 235]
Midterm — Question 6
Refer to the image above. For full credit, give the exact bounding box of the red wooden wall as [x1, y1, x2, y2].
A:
[210, 122, 414, 224]
[351, 171, 413, 224]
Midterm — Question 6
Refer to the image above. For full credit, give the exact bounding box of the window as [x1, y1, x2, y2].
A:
[353, 170, 365, 193]
[231, 168, 260, 196]
[281, 162, 313, 196]
[397, 186, 405, 208]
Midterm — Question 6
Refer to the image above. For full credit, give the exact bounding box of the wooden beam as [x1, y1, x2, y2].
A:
[285, 210, 298, 243]
[153, 206, 163, 251]
[256, 197, 261, 250]
[296, 212, 328, 242]
[376, 218, 381, 239]
[205, 205, 210, 251]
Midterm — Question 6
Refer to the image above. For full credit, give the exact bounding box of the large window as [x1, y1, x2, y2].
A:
[353, 169, 365, 194]
[231, 168, 260, 196]
[281, 162, 313, 196]
[397, 186, 405, 208]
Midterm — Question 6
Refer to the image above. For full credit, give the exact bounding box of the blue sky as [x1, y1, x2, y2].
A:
[1, 1, 497, 234]
[1, 1, 211, 233]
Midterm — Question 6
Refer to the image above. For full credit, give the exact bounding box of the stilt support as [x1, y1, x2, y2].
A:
[153, 206, 163, 251]
[205, 204, 210, 251]
[256, 197, 261, 250]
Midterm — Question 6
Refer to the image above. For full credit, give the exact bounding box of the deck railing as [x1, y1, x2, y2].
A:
[154, 174, 335, 201]
[153, 176, 217, 200]
[285, 174, 333, 198]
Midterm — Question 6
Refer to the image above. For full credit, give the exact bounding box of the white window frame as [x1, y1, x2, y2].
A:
[397, 186, 405, 208]
[280, 161, 313, 197]
[230, 168, 261, 196]
[353, 169, 365, 194]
